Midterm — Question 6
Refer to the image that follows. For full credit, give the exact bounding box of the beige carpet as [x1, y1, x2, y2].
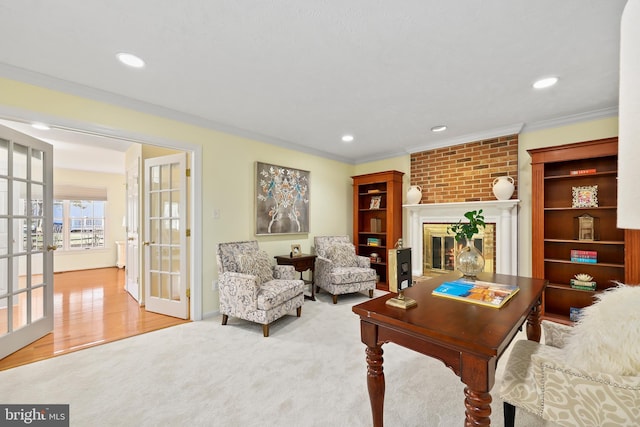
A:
[0, 289, 558, 426]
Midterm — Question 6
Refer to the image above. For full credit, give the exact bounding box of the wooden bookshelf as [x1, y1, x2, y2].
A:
[529, 137, 640, 324]
[352, 170, 404, 291]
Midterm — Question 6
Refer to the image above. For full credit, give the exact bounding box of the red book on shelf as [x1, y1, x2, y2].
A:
[570, 168, 596, 175]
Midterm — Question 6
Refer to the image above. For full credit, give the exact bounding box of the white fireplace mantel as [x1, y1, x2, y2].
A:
[404, 200, 520, 277]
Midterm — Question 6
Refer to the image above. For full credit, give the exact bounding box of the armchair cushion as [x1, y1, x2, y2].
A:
[564, 284, 640, 376]
[258, 280, 305, 311]
[325, 243, 357, 267]
[237, 250, 274, 284]
[330, 267, 376, 285]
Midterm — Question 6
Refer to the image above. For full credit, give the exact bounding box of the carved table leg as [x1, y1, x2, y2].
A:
[526, 300, 542, 342]
[464, 387, 492, 427]
[366, 345, 385, 427]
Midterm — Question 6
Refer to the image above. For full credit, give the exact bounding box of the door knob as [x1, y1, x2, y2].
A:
[128, 237, 135, 241]
[47, 245, 57, 251]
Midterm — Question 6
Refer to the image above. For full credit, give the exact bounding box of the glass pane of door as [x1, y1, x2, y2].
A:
[144, 153, 187, 319]
[0, 126, 53, 360]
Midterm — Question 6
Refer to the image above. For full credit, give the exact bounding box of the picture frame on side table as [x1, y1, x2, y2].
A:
[290, 244, 301, 257]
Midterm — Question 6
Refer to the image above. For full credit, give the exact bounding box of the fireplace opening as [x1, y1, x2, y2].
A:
[422, 223, 495, 274]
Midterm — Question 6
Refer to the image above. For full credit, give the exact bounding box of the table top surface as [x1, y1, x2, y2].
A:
[352, 272, 547, 357]
[274, 254, 316, 260]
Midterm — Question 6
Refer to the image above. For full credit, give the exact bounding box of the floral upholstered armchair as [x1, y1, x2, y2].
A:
[499, 284, 640, 427]
[216, 240, 305, 337]
[313, 236, 376, 304]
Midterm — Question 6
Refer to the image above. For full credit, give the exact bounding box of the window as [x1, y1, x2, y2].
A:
[53, 200, 106, 250]
[52, 185, 108, 251]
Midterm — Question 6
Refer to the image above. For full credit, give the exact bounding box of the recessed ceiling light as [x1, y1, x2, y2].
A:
[533, 77, 558, 89]
[117, 52, 145, 68]
[341, 134, 354, 142]
[31, 122, 50, 130]
[431, 125, 447, 132]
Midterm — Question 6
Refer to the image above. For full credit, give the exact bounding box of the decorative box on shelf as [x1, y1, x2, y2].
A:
[574, 213, 599, 241]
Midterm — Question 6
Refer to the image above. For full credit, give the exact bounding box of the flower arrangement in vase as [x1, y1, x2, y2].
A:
[448, 210, 486, 278]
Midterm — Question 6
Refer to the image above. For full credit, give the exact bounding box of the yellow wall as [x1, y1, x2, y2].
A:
[53, 168, 127, 272]
[1, 77, 619, 314]
[0, 78, 358, 315]
[517, 117, 619, 276]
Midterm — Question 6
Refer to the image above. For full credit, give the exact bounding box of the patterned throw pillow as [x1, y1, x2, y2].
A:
[237, 250, 273, 284]
[325, 243, 357, 267]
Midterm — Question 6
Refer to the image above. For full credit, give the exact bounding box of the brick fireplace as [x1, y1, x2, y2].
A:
[405, 133, 520, 277]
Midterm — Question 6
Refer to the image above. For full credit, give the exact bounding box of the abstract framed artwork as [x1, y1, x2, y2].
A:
[256, 162, 310, 235]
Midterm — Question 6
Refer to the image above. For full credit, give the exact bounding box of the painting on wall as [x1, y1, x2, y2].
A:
[256, 162, 310, 235]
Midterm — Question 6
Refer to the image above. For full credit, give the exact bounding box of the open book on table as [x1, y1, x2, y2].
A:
[432, 278, 520, 308]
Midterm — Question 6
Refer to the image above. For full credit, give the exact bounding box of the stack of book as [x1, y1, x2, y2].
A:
[569, 307, 584, 322]
[367, 237, 381, 247]
[432, 279, 520, 309]
[570, 249, 597, 263]
[570, 278, 597, 290]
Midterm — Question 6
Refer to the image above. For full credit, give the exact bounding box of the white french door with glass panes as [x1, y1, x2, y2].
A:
[144, 153, 188, 319]
[0, 125, 54, 360]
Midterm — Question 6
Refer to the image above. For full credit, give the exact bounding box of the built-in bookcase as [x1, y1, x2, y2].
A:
[529, 137, 640, 324]
[352, 170, 404, 291]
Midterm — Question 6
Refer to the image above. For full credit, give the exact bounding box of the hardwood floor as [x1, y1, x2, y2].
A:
[0, 267, 189, 371]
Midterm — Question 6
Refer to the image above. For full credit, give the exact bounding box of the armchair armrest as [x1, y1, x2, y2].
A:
[355, 255, 371, 268]
[218, 271, 260, 307]
[531, 351, 640, 425]
[315, 255, 332, 269]
[542, 320, 574, 348]
[273, 264, 296, 280]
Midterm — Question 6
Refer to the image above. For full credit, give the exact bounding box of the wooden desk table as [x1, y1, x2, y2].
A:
[274, 254, 317, 300]
[352, 272, 546, 427]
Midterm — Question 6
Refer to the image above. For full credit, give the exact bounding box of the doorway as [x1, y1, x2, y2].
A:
[0, 118, 202, 366]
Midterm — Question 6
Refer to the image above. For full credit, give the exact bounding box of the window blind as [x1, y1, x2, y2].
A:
[54, 185, 107, 201]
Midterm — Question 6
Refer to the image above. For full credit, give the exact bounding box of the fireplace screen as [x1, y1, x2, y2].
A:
[423, 223, 495, 274]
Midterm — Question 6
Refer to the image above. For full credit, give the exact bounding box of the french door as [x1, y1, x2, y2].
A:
[144, 153, 188, 319]
[125, 156, 140, 302]
[0, 125, 54, 359]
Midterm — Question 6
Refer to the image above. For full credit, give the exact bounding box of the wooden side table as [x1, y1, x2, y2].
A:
[274, 254, 317, 300]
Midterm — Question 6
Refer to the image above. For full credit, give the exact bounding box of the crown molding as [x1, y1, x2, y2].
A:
[521, 106, 618, 133]
[0, 63, 355, 164]
[404, 123, 524, 154]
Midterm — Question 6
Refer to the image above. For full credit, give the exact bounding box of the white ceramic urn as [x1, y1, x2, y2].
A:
[406, 185, 423, 204]
[492, 176, 515, 200]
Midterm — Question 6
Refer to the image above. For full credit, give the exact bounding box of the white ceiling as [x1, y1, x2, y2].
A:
[0, 1, 628, 164]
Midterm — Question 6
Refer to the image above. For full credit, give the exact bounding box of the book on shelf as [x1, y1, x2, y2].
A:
[570, 249, 597, 263]
[367, 237, 381, 247]
[431, 278, 520, 308]
[569, 168, 596, 175]
[370, 218, 382, 233]
[569, 279, 597, 290]
[569, 307, 584, 322]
